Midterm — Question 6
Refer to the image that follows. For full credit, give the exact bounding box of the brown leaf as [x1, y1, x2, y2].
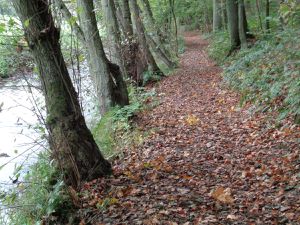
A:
[210, 187, 234, 204]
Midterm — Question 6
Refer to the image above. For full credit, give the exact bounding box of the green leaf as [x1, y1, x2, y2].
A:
[24, 19, 30, 27]
[8, 17, 15, 27]
[0, 23, 5, 33]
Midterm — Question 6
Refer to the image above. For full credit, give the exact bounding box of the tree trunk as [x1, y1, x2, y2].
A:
[145, 32, 176, 68]
[12, 0, 112, 189]
[77, 0, 128, 114]
[238, 0, 247, 48]
[55, 0, 85, 43]
[221, 0, 227, 29]
[169, 0, 178, 55]
[213, 0, 223, 31]
[140, 0, 173, 61]
[226, 0, 240, 51]
[241, 1, 254, 38]
[256, 0, 263, 31]
[129, 0, 163, 83]
[265, 0, 270, 32]
[101, 0, 127, 77]
[120, 0, 134, 37]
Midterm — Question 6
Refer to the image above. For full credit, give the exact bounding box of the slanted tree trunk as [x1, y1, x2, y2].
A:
[140, 0, 176, 68]
[213, 0, 223, 31]
[145, 32, 176, 68]
[55, 0, 128, 114]
[101, 0, 127, 77]
[12, 0, 112, 189]
[226, 0, 240, 51]
[55, 0, 85, 43]
[129, 0, 163, 84]
[238, 0, 248, 48]
[140, 0, 170, 51]
[115, 0, 142, 83]
[77, 0, 128, 114]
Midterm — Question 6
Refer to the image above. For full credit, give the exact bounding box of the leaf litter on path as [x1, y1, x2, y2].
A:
[78, 32, 300, 224]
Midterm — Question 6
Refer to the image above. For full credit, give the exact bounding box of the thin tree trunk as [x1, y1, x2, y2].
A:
[101, 0, 127, 77]
[77, 0, 128, 114]
[145, 32, 176, 68]
[140, 0, 172, 59]
[241, 2, 254, 38]
[265, 0, 270, 32]
[221, 0, 227, 29]
[238, 0, 247, 48]
[169, 0, 178, 56]
[12, 0, 112, 189]
[256, 0, 264, 31]
[55, 0, 85, 43]
[116, 0, 143, 83]
[226, 0, 240, 51]
[129, 0, 163, 83]
[213, 0, 223, 31]
[120, 0, 134, 37]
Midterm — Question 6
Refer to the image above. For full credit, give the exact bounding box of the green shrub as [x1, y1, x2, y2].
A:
[207, 31, 231, 64]
[222, 28, 300, 121]
[0, 152, 73, 225]
[92, 85, 157, 158]
[0, 58, 9, 78]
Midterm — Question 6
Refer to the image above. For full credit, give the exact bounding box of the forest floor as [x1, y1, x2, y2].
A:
[78, 32, 300, 224]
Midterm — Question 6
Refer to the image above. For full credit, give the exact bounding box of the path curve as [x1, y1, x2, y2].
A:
[82, 33, 300, 224]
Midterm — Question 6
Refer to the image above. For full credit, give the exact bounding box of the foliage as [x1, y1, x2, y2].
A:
[92, 85, 157, 158]
[207, 31, 231, 64]
[0, 16, 33, 79]
[149, 0, 212, 32]
[177, 35, 186, 54]
[279, 0, 300, 27]
[222, 29, 300, 121]
[0, 152, 73, 225]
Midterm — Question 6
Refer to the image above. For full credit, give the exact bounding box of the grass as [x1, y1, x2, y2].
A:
[92, 85, 158, 159]
[0, 152, 74, 225]
[208, 28, 300, 122]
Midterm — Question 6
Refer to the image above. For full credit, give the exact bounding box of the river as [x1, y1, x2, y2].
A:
[0, 65, 99, 184]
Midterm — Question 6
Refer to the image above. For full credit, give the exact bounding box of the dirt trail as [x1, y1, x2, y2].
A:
[81, 33, 300, 224]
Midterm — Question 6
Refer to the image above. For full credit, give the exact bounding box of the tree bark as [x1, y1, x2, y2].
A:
[120, 0, 134, 38]
[12, 0, 112, 189]
[77, 0, 128, 114]
[238, 0, 248, 48]
[265, 0, 270, 32]
[55, 0, 85, 43]
[145, 32, 176, 68]
[101, 0, 127, 77]
[169, 0, 178, 55]
[256, 0, 264, 31]
[140, 0, 174, 65]
[129, 0, 163, 83]
[226, 0, 240, 51]
[213, 0, 223, 31]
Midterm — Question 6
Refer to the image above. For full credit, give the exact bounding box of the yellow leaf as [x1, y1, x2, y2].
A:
[186, 114, 199, 126]
[110, 198, 119, 205]
[143, 162, 152, 168]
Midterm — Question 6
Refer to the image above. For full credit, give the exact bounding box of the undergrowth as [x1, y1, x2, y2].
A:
[0, 152, 74, 225]
[92, 85, 157, 159]
[208, 28, 300, 122]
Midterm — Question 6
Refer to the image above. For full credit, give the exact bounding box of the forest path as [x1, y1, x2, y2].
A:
[82, 33, 300, 224]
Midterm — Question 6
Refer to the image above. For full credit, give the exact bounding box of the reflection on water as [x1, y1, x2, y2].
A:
[0, 65, 99, 184]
